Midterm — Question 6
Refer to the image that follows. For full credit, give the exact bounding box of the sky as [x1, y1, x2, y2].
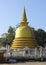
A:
[0, 0, 46, 36]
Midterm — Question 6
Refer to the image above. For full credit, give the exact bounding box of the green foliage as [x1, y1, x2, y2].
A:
[35, 56, 41, 61]
[34, 29, 46, 47]
[0, 26, 15, 45]
[1, 33, 8, 38]
[0, 38, 5, 45]
[7, 26, 15, 43]
[8, 26, 15, 34]
[7, 33, 15, 43]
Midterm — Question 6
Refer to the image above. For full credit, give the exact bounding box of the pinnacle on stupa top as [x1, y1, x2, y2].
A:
[20, 7, 28, 26]
[22, 7, 27, 22]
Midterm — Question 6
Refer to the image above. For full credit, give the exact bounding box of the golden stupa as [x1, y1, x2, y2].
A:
[11, 8, 36, 49]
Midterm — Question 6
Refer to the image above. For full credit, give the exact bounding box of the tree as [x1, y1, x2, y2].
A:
[1, 33, 8, 38]
[1, 26, 15, 45]
[35, 29, 46, 47]
[0, 38, 6, 45]
[7, 26, 15, 43]
[8, 26, 15, 34]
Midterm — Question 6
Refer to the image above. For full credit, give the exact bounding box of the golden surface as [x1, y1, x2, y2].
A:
[12, 37, 36, 48]
[11, 8, 37, 49]
[15, 26, 34, 38]
[22, 7, 27, 22]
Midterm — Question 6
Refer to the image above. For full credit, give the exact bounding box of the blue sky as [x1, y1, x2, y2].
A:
[0, 0, 46, 36]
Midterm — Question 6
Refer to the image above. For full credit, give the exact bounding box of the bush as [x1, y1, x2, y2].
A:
[35, 56, 41, 61]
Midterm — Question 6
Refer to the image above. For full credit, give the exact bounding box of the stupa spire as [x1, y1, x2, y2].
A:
[20, 7, 28, 26]
[22, 7, 27, 22]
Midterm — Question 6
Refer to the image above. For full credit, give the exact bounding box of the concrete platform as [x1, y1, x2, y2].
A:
[0, 62, 46, 65]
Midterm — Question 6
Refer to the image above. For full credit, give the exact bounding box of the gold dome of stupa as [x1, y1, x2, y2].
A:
[11, 8, 37, 49]
[15, 26, 34, 38]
